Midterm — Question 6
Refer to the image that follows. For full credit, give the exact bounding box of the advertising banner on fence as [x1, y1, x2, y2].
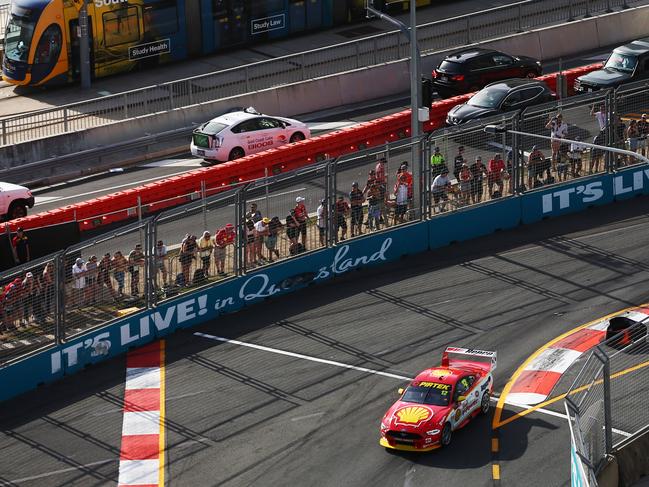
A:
[0, 224, 428, 402]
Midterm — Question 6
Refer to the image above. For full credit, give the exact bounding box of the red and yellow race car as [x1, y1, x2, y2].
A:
[380, 346, 497, 452]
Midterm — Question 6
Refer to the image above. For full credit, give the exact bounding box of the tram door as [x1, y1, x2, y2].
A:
[306, 0, 322, 28]
[289, 0, 306, 33]
[69, 18, 94, 79]
[185, 0, 203, 56]
[213, 0, 246, 49]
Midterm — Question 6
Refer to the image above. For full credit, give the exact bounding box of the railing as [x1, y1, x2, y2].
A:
[565, 320, 649, 486]
[0, 4, 7, 44]
[0, 0, 645, 146]
[3, 84, 649, 363]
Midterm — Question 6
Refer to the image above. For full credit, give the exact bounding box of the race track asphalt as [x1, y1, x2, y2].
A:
[3, 194, 649, 487]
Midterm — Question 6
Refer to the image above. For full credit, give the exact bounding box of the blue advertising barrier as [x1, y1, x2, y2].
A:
[0, 222, 429, 402]
[3, 164, 649, 402]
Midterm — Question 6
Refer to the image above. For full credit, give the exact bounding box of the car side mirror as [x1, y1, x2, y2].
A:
[398, 388, 404, 395]
[457, 395, 467, 402]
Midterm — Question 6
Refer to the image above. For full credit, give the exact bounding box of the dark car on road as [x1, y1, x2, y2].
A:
[575, 38, 649, 93]
[432, 48, 542, 97]
[446, 79, 555, 125]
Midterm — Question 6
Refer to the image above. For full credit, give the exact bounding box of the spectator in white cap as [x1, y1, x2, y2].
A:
[198, 231, 214, 277]
[294, 196, 308, 249]
[72, 257, 86, 306]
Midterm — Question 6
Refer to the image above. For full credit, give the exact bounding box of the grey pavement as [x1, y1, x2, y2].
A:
[2, 192, 649, 485]
[0, 0, 537, 117]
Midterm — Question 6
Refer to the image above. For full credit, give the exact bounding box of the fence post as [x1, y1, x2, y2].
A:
[568, 0, 574, 21]
[188, 81, 193, 106]
[517, 3, 523, 32]
[423, 139, 431, 218]
[137, 196, 144, 249]
[201, 180, 208, 232]
[466, 17, 471, 44]
[325, 159, 334, 247]
[606, 0, 613, 13]
[63, 108, 69, 133]
[234, 187, 246, 275]
[264, 168, 270, 217]
[55, 252, 66, 343]
[584, 0, 591, 17]
[512, 114, 521, 194]
[356, 42, 360, 69]
[245, 66, 251, 93]
[169, 86, 175, 110]
[606, 89, 615, 172]
[144, 220, 151, 309]
[301, 53, 306, 81]
[596, 346, 614, 455]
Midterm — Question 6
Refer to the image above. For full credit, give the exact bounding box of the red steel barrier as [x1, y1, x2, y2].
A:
[10, 64, 602, 233]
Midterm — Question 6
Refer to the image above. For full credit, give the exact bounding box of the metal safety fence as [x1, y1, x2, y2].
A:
[1, 0, 645, 146]
[2, 87, 648, 363]
[565, 320, 649, 486]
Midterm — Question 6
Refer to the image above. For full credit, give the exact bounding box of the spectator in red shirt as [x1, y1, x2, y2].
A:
[294, 196, 308, 249]
[214, 223, 235, 276]
[398, 162, 413, 200]
[12, 227, 30, 265]
[487, 153, 505, 199]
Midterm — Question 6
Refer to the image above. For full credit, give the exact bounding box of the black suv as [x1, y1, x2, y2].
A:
[446, 79, 555, 125]
[432, 48, 542, 97]
[575, 38, 649, 93]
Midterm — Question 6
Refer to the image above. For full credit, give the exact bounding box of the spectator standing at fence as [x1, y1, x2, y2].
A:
[42, 261, 55, 315]
[197, 231, 214, 277]
[363, 169, 377, 195]
[254, 218, 270, 263]
[294, 196, 308, 249]
[527, 146, 545, 188]
[469, 156, 487, 204]
[98, 253, 116, 302]
[266, 216, 282, 262]
[85, 255, 99, 304]
[375, 158, 387, 186]
[366, 183, 381, 231]
[246, 203, 262, 223]
[316, 199, 327, 247]
[613, 113, 626, 167]
[112, 251, 127, 297]
[12, 228, 30, 265]
[546, 113, 568, 172]
[350, 182, 364, 238]
[459, 163, 472, 206]
[394, 174, 409, 223]
[21, 272, 36, 326]
[214, 224, 235, 276]
[626, 119, 640, 161]
[179, 235, 197, 286]
[335, 195, 350, 241]
[286, 209, 300, 248]
[453, 146, 466, 182]
[591, 104, 608, 133]
[398, 162, 414, 203]
[154, 241, 168, 287]
[430, 147, 446, 178]
[431, 168, 452, 213]
[487, 153, 505, 199]
[72, 258, 86, 306]
[128, 244, 145, 296]
[2, 278, 22, 330]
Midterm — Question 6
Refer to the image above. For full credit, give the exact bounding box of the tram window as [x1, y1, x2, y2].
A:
[103, 7, 140, 47]
[144, 1, 178, 36]
[34, 24, 62, 64]
[250, 0, 284, 16]
[4, 14, 36, 62]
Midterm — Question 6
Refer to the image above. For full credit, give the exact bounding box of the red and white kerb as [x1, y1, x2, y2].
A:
[118, 341, 165, 487]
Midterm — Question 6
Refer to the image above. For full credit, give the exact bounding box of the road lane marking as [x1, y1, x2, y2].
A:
[118, 341, 166, 487]
[5, 459, 114, 483]
[195, 332, 413, 381]
[491, 438, 498, 453]
[492, 464, 500, 480]
[291, 412, 325, 422]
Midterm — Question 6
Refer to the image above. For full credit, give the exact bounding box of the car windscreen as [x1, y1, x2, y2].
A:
[438, 60, 463, 74]
[401, 382, 451, 406]
[201, 120, 228, 134]
[605, 52, 638, 73]
[468, 87, 509, 108]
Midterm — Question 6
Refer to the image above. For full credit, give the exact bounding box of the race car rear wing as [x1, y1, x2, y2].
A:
[442, 347, 497, 371]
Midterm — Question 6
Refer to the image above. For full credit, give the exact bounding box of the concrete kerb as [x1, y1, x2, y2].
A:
[3, 5, 649, 176]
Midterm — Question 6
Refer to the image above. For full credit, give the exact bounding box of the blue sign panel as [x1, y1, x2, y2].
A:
[251, 14, 286, 35]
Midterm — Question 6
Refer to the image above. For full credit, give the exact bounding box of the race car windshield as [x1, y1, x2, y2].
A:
[402, 382, 451, 406]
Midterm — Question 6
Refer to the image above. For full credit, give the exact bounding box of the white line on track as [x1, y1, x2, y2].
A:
[194, 332, 413, 381]
[6, 459, 114, 483]
[291, 412, 325, 422]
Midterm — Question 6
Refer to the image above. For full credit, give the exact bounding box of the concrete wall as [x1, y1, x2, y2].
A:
[2, 5, 649, 171]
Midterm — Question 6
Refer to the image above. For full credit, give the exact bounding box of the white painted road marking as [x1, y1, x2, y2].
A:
[194, 332, 413, 381]
[125, 367, 161, 390]
[118, 459, 159, 485]
[122, 410, 161, 436]
[4, 459, 114, 483]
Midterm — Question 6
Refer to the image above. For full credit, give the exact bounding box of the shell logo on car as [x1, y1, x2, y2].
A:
[394, 406, 433, 427]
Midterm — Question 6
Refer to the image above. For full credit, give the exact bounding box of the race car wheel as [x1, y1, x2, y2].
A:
[441, 423, 452, 447]
[481, 392, 490, 415]
[290, 132, 306, 143]
[229, 147, 245, 161]
[8, 202, 27, 220]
